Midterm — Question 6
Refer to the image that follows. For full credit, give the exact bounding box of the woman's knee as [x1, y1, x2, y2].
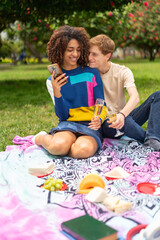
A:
[47, 137, 72, 155]
[70, 137, 97, 159]
[47, 131, 76, 155]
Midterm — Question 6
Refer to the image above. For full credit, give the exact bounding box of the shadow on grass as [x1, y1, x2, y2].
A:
[0, 79, 51, 109]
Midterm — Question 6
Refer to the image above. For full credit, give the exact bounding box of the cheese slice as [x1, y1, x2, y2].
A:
[86, 187, 108, 203]
[103, 196, 132, 213]
[103, 196, 120, 211]
[28, 162, 54, 177]
[105, 166, 130, 179]
[114, 200, 132, 214]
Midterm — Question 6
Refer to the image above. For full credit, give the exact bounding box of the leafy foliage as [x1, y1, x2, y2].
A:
[1, 0, 160, 61]
[66, 0, 160, 61]
[122, 0, 160, 60]
[0, 0, 139, 32]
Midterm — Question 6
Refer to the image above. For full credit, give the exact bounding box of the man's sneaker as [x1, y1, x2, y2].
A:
[144, 139, 160, 151]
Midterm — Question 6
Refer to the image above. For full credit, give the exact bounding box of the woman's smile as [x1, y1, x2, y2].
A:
[62, 39, 81, 70]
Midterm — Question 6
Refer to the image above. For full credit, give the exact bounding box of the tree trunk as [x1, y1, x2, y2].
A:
[143, 49, 148, 59]
[149, 48, 155, 61]
[122, 47, 126, 59]
[25, 41, 42, 63]
[132, 48, 136, 60]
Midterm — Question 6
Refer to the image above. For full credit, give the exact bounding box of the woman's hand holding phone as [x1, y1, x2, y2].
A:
[51, 71, 68, 98]
[47, 63, 68, 98]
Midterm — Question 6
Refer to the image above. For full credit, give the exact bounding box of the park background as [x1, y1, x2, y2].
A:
[0, 0, 160, 151]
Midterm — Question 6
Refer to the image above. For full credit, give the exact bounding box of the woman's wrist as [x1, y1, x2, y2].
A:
[53, 88, 61, 98]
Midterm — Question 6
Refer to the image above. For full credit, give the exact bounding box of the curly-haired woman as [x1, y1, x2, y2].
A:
[33, 25, 106, 159]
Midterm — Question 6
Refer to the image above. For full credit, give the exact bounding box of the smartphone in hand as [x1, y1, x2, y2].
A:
[47, 63, 63, 78]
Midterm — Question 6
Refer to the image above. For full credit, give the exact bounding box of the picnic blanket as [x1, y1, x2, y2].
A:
[0, 136, 160, 240]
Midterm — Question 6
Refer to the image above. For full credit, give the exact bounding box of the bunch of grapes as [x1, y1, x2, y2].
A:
[44, 177, 63, 191]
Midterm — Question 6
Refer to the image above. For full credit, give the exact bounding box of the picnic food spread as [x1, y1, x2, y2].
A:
[85, 186, 133, 214]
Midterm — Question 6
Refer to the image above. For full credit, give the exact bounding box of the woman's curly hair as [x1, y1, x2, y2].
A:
[47, 25, 90, 68]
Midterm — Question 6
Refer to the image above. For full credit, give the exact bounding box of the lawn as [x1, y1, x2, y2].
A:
[0, 59, 160, 151]
[0, 63, 59, 151]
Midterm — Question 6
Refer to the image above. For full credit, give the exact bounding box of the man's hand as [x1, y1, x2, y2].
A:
[51, 71, 68, 98]
[108, 113, 125, 129]
[89, 116, 101, 130]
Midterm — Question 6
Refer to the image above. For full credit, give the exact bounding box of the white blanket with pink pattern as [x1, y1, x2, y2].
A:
[0, 136, 160, 240]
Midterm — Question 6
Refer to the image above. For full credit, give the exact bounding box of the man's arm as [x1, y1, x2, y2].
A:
[109, 86, 139, 129]
[120, 86, 140, 117]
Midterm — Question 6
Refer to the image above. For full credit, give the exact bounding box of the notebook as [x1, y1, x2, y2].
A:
[61, 214, 118, 240]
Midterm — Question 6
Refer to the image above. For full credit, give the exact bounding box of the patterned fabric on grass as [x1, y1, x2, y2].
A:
[0, 136, 160, 240]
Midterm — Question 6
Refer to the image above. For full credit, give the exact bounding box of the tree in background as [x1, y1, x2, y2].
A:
[0, 29, 24, 64]
[68, 0, 160, 61]
[1, 0, 138, 62]
[0, 0, 137, 32]
[1, 0, 160, 62]
[122, 0, 160, 61]
[10, 20, 55, 63]
[95, 0, 160, 61]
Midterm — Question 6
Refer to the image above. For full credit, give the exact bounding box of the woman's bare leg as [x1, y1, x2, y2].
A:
[69, 135, 97, 159]
[35, 131, 77, 156]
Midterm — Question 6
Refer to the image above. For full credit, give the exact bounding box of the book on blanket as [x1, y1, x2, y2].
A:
[61, 214, 118, 240]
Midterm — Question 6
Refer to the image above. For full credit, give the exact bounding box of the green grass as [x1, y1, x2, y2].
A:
[0, 59, 160, 151]
[113, 58, 160, 100]
[0, 63, 59, 151]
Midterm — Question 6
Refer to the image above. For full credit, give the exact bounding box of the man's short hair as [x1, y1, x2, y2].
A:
[90, 34, 115, 56]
